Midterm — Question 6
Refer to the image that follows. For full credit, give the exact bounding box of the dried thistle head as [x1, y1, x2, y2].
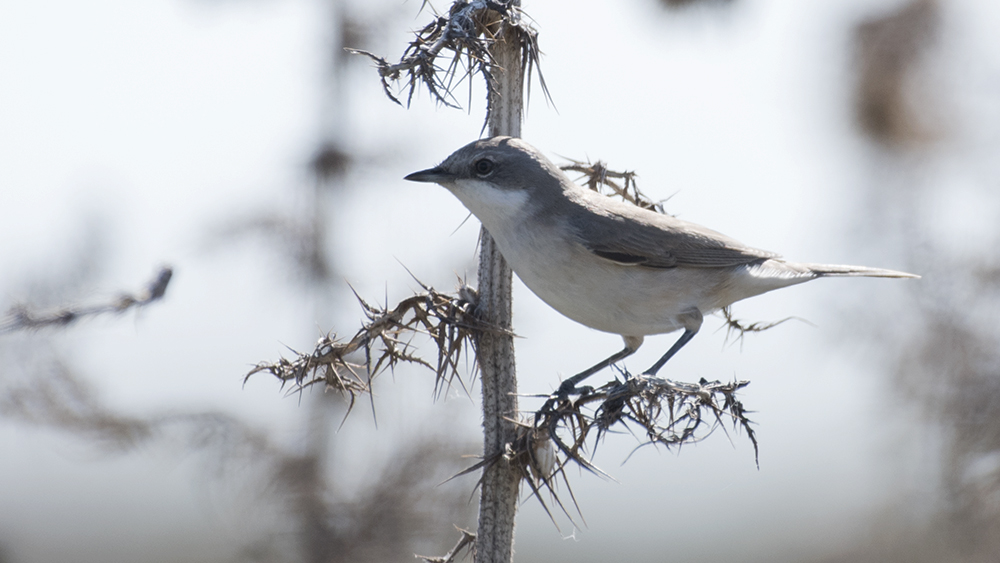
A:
[246, 280, 499, 419]
[346, 0, 550, 113]
[561, 159, 665, 213]
[450, 372, 759, 529]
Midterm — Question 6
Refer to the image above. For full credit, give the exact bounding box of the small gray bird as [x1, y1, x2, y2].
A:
[406, 136, 917, 389]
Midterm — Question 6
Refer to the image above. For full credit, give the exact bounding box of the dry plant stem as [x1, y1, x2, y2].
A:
[475, 9, 523, 563]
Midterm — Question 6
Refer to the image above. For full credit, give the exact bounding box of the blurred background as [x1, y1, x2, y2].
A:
[1, 0, 999, 561]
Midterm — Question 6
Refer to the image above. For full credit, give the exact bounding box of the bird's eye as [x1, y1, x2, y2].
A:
[474, 158, 494, 177]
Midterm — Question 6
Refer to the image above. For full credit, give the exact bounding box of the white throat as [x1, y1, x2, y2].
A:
[448, 178, 531, 237]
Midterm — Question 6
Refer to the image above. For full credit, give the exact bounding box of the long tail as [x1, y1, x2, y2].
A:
[799, 263, 919, 279]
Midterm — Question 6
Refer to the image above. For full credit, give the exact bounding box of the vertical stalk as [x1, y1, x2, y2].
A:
[475, 5, 523, 563]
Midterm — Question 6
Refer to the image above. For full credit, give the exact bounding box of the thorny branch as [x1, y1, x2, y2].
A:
[561, 159, 666, 213]
[417, 527, 476, 563]
[244, 158, 774, 528]
[719, 305, 805, 349]
[247, 280, 498, 411]
[346, 0, 550, 116]
[457, 372, 757, 527]
[439, 166, 770, 526]
[0, 266, 173, 334]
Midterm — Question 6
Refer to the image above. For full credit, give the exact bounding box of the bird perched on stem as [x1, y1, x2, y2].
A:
[406, 137, 918, 392]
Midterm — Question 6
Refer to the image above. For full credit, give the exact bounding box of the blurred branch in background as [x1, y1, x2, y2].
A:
[205, 0, 397, 289]
[198, 1, 484, 560]
[828, 0, 1000, 561]
[8, 1, 508, 562]
[0, 267, 172, 335]
[0, 301, 474, 563]
[853, 0, 939, 148]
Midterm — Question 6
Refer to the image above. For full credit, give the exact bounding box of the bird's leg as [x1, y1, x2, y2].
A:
[555, 335, 644, 395]
[641, 329, 697, 375]
[642, 309, 703, 376]
[535, 336, 644, 426]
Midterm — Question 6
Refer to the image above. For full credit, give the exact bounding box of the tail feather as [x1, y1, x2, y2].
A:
[799, 263, 919, 279]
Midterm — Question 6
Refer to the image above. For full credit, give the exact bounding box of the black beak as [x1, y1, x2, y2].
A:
[404, 167, 455, 183]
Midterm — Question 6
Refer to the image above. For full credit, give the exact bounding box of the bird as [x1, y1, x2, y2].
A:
[405, 136, 917, 391]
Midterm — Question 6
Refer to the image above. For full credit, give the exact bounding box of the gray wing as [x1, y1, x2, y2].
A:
[567, 194, 777, 269]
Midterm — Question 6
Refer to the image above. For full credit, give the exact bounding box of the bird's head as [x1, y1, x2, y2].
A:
[405, 137, 568, 223]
